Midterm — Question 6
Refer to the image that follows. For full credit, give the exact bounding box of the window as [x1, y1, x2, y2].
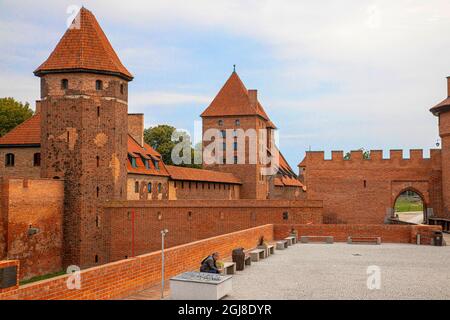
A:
[97, 106, 100, 117]
[96, 80, 103, 91]
[120, 84, 124, 94]
[181, 181, 184, 189]
[143, 159, 149, 169]
[134, 181, 139, 193]
[235, 119, 240, 126]
[223, 142, 226, 150]
[95, 255, 99, 263]
[153, 160, 160, 170]
[364, 180, 367, 188]
[5, 153, 14, 167]
[33, 153, 41, 167]
[283, 212, 289, 220]
[218, 120, 223, 126]
[147, 183, 152, 193]
[158, 183, 162, 193]
[61, 79, 68, 90]
[129, 155, 137, 168]
[234, 156, 238, 164]
[221, 130, 226, 138]
[96, 186, 100, 198]
[233, 142, 238, 150]
[96, 156, 100, 167]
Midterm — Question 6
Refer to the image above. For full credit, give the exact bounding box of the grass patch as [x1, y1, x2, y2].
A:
[20, 270, 66, 285]
[395, 196, 423, 213]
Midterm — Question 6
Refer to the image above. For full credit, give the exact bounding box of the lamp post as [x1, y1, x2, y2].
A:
[161, 229, 168, 299]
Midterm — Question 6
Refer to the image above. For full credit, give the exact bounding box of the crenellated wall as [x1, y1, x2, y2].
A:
[299, 149, 443, 224]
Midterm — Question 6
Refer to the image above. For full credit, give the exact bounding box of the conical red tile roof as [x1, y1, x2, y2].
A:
[34, 7, 133, 81]
[201, 72, 269, 120]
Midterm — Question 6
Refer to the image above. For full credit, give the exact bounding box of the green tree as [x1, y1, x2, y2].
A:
[144, 125, 201, 168]
[0, 97, 34, 137]
[344, 148, 370, 160]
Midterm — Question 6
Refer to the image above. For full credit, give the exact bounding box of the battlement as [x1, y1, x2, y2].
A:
[299, 149, 442, 168]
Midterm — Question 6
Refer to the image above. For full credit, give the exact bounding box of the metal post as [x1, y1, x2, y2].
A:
[161, 229, 168, 299]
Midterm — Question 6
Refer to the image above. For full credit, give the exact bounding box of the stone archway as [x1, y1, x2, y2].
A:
[392, 186, 428, 224]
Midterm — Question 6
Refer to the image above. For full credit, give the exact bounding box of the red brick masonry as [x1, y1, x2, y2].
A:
[0, 224, 273, 300]
[274, 224, 442, 245]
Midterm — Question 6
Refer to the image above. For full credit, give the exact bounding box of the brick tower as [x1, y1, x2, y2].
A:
[431, 76, 450, 218]
[201, 71, 276, 199]
[34, 8, 133, 267]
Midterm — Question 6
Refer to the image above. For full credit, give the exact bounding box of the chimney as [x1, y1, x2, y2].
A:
[447, 76, 450, 97]
[128, 114, 144, 147]
[248, 89, 258, 109]
[35, 100, 41, 114]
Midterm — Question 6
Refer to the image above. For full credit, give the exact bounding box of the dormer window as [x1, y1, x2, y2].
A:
[96, 80, 103, 91]
[153, 159, 160, 170]
[143, 159, 150, 169]
[61, 79, 68, 90]
[128, 154, 137, 168]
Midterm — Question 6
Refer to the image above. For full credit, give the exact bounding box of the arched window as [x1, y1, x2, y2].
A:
[147, 183, 152, 193]
[5, 153, 14, 167]
[158, 183, 162, 193]
[96, 80, 103, 91]
[33, 153, 41, 167]
[135, 181, 139, 193]
[61, 79, 68, 90]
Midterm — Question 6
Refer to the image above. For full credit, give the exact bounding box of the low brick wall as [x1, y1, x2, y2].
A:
[0, 224, 273, 300]
[104, 199, 322, 262]
[274, 224, 442, 245]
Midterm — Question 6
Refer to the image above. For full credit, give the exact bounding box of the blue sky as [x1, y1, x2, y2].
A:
[1, 0, 450, 169]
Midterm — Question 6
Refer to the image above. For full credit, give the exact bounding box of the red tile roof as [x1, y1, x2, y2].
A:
[430, 97, 450, 116]
[34, 7, 133, 81]
[127, 135, 170, 177]
[166, 165, 241, 184]
[201, 72, 269, 120]
[0, 114, 41, 146]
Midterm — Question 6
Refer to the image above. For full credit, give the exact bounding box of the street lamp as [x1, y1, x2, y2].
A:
[161, 229, 169, 299]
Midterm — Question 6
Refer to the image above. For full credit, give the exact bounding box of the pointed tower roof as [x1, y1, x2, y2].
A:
[201, 71, 269, 120]
[34, 7, 133, 81]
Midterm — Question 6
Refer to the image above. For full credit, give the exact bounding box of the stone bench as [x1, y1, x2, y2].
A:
[347, 236, 381, 245]
[250, 249, 266, 262]
[170, 272, 232, 300]
[276, 240, 288, 250]
[267, 244, 275, 255]
[284, 236, 296, 246]
[244, 255, 251, 267]
[222, 262, 236, 275]
[300, 236, 334, 244]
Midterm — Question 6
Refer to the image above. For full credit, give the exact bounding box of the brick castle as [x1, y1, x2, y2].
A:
[0, 8, 448, 282]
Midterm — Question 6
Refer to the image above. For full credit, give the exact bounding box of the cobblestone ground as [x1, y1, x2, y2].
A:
[224, 243, 450, 300]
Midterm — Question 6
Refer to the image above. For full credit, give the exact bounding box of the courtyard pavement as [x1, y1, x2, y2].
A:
[223, 242, 450, 300]
[124, 241, 450, 300]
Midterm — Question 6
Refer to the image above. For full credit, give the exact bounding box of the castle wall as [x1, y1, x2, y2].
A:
[103, 199, 323, 262]
[0, 147, 41, 178]
[127, 174, 169, 200]
[0, 177, 63, 280]
[168, 180, 240, 200]
[300, 149, 443, 224]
